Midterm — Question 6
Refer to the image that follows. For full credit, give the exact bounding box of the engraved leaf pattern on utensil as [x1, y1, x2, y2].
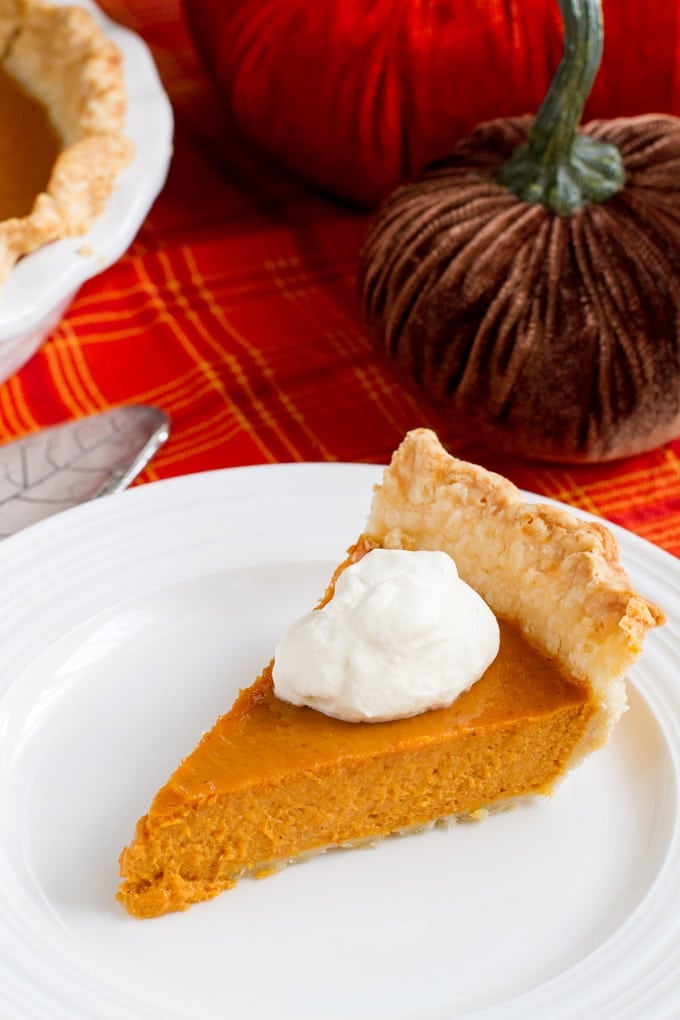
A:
[0, 405, 169, 538]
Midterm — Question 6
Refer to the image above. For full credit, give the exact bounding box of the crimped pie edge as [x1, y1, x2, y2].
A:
[366, 428, 665, 763]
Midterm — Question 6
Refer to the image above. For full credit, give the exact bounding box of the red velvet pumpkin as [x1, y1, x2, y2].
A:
[183, 0, 680, 207]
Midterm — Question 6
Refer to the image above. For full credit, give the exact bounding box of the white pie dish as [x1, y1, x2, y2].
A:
[0, 0, 173, 383]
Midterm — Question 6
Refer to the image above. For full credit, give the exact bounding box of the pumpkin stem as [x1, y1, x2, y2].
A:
[498, 0, 624, 215]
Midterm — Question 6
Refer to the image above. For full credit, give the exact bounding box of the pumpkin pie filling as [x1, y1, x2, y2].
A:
[117, 429, 663, 919]
[0, 64, 61, 221]
[120, 614, 594, 918]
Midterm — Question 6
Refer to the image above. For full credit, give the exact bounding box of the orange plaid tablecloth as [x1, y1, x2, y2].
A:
[2, 0, 680, 556]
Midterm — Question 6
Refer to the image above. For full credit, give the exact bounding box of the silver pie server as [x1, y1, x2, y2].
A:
[0, 404, 170, 538]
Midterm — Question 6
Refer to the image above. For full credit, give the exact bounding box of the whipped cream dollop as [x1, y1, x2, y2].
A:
[272, 548, 500, 722]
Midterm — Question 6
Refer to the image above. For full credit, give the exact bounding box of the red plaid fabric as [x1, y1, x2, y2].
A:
[1, 0, 679, 557]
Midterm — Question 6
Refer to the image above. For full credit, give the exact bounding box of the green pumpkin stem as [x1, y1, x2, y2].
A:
[498, 0, 624, 215]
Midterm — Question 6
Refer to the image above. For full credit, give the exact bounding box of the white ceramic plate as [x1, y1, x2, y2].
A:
[0, 464, 678, 1020]
[0, 0, 173, 381]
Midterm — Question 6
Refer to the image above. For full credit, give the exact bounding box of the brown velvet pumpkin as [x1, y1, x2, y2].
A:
[359, 0, 680, 463]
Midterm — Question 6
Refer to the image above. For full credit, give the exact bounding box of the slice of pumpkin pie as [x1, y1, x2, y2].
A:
[117, 428, 663, 918]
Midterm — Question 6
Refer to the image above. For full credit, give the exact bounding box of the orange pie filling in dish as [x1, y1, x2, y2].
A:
[117, 429, 664, 919]
[0, 61, 60, 221]
[0, 0, 132, 282]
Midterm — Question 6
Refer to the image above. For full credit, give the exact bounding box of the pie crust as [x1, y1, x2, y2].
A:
[367, 428, 665, 762]
[0, 0, 133, 283]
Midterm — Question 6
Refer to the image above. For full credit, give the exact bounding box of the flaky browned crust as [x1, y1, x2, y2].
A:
[366, 429, 665, 760]
[0, 0, 133, 281]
